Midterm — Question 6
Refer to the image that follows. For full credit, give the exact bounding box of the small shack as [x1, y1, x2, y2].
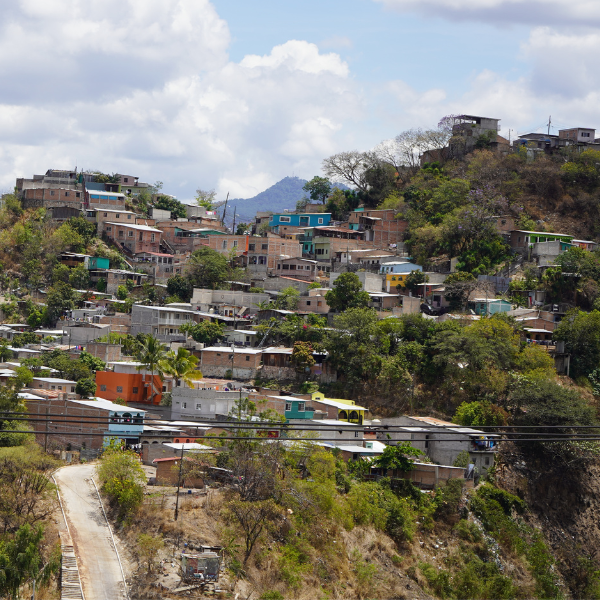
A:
[181, 552, 220, 582]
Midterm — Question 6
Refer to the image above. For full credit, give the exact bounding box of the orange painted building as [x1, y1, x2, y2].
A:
[95, 371, 163, 405]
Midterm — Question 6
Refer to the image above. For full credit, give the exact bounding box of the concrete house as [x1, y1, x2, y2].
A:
[270, 213, 331, 235]
[559, 127, 596, 145]
[348, 208, 408, 247]
[200, 347, 263, 379]
[131, 304, 201, 342]
[275, 257, 319, 281]
[510, 230, 574, 254]
[377, 415, 497, 475]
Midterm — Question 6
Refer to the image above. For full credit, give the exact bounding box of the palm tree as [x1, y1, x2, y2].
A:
[136, 335, 168, 402]
[160, 347, 201, 388]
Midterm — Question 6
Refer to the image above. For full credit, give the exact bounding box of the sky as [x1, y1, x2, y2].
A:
[0, 0, 598, 201]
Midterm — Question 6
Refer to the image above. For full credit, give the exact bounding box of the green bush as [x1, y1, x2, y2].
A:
[454, 519, 482, 543]
[419, 562, 453, 599]
[260, 592, 284, 600]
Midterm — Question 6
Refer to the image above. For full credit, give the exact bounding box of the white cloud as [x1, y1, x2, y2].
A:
[0, 5, 362, 200]
[373, 0, 600, 27]
[319, 35, 353, 49]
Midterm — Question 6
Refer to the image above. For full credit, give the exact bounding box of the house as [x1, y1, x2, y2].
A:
[103, 222, 162, 255]
[131, 304, 201, 342]
[191, 288, 271, 317]
[88, 269, 149, 295]
[380, 262, 423, 292]
[377, 415, 498, 475]
[21, 187, 83, 211]
[133, 252, 188, 281]
[467, 298, 512, 316]
[269, 213, 331, 235]
[297, 291, 329, 314]
[242, 237, 303, 272]
[293, 420, 365, 446]
[95, 365, 164, 405]
[153, 454, 213, 487]
[170, 386, 245, 420]
[275, 257, 319, 281]
[86, 190, 127, 210]
[450, 115, 501, 154]
[32, 377, 77, 395]
[310, 392, 368, 424]
[223, 329, 259, 347]
[348, 208, 408, 247]
[264, 395, 316, 420]
[199, 347, 263, 379]
[26, 396, 146, 452]
[559, 127, 596, 145]
[509, 230, 574, 254]
[261, 347, 294, 379]
[86, 208, 138, 233]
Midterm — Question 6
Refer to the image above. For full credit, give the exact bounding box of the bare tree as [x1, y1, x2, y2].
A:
[322, 150, 379, 193]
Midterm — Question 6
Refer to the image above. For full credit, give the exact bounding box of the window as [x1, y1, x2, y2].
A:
[196, 403, 202, 410]
[71, 387, 75, 392]
[128, 231, 133, 237]
[103, 212, 108, 217]
[124, 177, 129, 182]
[216, 353, 221, 357]
[116, 386, 123, 393]
[115, 213, 120, 218]
[318, 218, 324, 224]
[50, 190, 55, 196]
[183, 402, 187, 409]
[65, 192, 69, 197]
[76, 192, 80, 198]
[233, 240, 238, 247]
[127, 214, 132, 219]
[100, 385, 107, 391]
[279, 216, 291, 223]
[306, 300, 311, 306]
[132, 387, 138, 394]
[285, 402, 292, 411]
[246, 356, 250, 361]
[222, 240, 227, 249]
[354, 431, 360, 438]
[151, 233, 155, 242]
[107, 227, 112, 232]
[262, 243, 268, 250]
[298, 402, 305, 412]
[248, 243, 255, 251]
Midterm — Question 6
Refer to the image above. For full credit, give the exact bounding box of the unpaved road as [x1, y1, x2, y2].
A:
[55, 463, 128, 600]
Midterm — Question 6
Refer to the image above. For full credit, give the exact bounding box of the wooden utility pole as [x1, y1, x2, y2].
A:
[174, 445, 185, 521]
[221, 192, 229, 227]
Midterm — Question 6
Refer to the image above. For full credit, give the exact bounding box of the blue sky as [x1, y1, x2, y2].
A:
[0, 0, 597, 200]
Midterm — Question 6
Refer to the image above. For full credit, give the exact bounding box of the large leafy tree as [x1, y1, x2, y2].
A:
[153, 195, 187, 219]
[45, 281, 75, 324]
[180, 320, 224, 345]
[325, 272, 370, 313]
[302, 176, 332, 204]
[185, 247, 228, 289]
[553, 309, 600, 379]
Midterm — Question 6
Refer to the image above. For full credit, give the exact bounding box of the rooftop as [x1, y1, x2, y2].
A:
[105, 222, 160, 232]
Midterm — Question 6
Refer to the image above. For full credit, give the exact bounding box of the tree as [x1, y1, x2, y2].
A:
[222, 498, 281, 565]
[97, 445, 145, 521]
[303, 176, 332, 204]
[453, 400, 508, 427]
[180, 320, 224, 345]
[160, 347, 200, 388]
[404, 270, 429, 295]
[274, 286, 300, 310]
[153, 195, 187, 218]
[195, 188, 217, 209]
[371, 442, 424, 472]
[79, 350, 106, 373]
[166, 275, 193, 301]
[45, 281, 74, 324]
[443, 271, 477, 311]
[67, 216, 97, 246]
[322, 151, 379, 194]
[76, 377, 97, 399]
[136, 335, 168, 402]
[325, 272, 370, 312]
[137, 534, 164, 574]
[553, 309, 600, 379]
[236, 222, 249, 235]
[0, 524, 59, 599]
[185, 247, 228, 289]
[291, 341, 316, 375]
[116, 285, 128, 300]
[69, 264, 90, 290]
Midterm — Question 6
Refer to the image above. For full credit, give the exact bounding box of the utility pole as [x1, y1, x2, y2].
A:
[232, 207, 237, 236]
[174, 445, 185, 521]
[44, 407, 50, 453]
[221, 192, 229, 227]
[547, 115, 552, 136]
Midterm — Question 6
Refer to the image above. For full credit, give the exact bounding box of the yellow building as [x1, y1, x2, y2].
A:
[311, 392, 368, 424]
[385, 273, 409, 292]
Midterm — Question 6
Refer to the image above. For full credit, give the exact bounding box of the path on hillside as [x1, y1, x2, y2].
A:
[54, 464, 128, 600]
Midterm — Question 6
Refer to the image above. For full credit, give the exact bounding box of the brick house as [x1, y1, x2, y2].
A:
[133, 251, 189, 282]
[21, 187, 83, 210]
[86, 208, 138, 233]
[103, 222, 162, 254]
[86, 190, 127, 210]
[200, 347, 263, 379]
[275, 257, 318, 281]
[348, 209, 408, 247]
[243, 237, 303, 272]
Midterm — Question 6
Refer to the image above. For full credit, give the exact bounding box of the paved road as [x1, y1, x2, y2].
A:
[55, 464, 128, 600]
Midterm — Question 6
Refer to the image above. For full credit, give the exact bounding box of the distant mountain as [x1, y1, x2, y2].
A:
[220, 176, 349, 225]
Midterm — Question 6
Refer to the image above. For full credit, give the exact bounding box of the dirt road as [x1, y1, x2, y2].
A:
[54, 463, 128, 600]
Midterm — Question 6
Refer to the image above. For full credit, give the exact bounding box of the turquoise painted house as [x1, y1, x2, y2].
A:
[270, 213, 331, 234]
[267, 395, 315, 420]
[467, 298, 513, 316]
[88, 256, 110, 270]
